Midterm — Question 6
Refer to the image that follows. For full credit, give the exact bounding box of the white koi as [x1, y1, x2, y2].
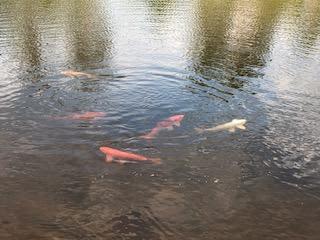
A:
[195, 119, 247, 133]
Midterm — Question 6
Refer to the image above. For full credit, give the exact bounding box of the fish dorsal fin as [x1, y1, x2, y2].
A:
[237, 125, 246, 130]
[229, 127, 236, 133]
[105, 155, 114, 163]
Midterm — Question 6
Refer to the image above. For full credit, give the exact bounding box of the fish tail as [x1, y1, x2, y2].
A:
[195, 128, 204, 134]
[140, 128, 159, 140]
[149, 158, 162, 165]
[140, 134, 155, 140]
[49, 116, 65, 120]
[86, 73, 95, 78]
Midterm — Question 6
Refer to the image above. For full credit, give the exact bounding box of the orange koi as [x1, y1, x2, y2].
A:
[99, 146, 161, 164]
[52, 111, 106, 121]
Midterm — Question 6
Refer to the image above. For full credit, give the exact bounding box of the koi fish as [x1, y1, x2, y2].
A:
[141, 114, 184, 139]
[99, 146, 161, 164]
[62, 70, 95, 78]
[52, 111, 106, 121]
[196, 119, 247, 133]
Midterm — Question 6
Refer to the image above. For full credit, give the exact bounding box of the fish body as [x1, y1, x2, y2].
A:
[52, 111, 106, 121]
[196, 119, 247, 133]
[62, 70, 95, 78]
[141, 114, 184, 139]
[69, 111, 106, 120]
[99, 146, 161, 164]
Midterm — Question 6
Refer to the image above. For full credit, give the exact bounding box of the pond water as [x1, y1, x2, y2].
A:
[0, 0, 320, 239]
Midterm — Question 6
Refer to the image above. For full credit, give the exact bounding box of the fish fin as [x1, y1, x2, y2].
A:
[149, 158, 162, 165]
[85, 74, 96, 79]
[229, 127, 236, 133]
[174, 122, 181, 127]
[140, 134, 155, 140]
[167, 126, 174, 131]
[195, 128, 204, 134]
[105, 155, 114, 163]
[237, 125, 246, 130]
[114, 160, 135, 165]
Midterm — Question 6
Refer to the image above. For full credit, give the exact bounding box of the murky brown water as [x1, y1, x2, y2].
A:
[1, 0, 320, 239]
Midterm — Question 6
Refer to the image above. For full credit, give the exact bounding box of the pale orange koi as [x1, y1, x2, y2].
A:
[62, 70, 95, 78]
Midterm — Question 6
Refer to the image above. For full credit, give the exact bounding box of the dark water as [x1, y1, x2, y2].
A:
[1, 0, 320, 239]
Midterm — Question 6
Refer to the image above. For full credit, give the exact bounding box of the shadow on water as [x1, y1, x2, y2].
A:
[64, 0, 113, 68]
[188, 0, 289, 99]
[144, 0, 176, 17]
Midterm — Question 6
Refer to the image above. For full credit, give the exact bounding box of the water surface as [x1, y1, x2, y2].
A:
[0, 0, 320, 239]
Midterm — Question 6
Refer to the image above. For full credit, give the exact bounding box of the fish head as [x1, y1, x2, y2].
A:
[99, 147, 110, 154]
[62, 70, 77, 77]
[232, 119, 247, 125]
[168, 114, 184, 123]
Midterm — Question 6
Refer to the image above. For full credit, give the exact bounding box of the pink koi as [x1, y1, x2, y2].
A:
[141, 114, 184, 139]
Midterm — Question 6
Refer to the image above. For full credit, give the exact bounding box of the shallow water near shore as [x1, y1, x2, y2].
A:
[0, 0, 320, 239]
